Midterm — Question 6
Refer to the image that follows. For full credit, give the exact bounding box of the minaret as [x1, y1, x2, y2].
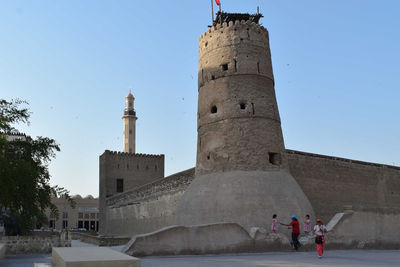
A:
[122, 89, 137, 153]
[174, 15, 314, 230]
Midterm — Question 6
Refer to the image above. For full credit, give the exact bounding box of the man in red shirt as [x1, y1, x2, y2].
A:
[280, 215, 301, 250]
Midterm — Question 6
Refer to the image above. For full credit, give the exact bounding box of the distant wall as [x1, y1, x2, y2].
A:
[103, 168, 194, 236]
[287, 150, 400, 221]
[0, 232, 71, 254]
[71, 232, 130, 246]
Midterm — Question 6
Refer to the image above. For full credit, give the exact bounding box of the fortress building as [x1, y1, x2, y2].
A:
[99, 11, 400, 251]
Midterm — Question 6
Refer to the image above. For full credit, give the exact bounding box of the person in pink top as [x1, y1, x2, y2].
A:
[271, 214, 278, 233]
[304, 214, 311, 235]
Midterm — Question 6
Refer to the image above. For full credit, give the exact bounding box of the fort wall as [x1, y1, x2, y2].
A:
[101, 150, 400, 237]
[287, 150, 400, 222]
[102, 168, 194, 236]
[326, 207, 400, 249]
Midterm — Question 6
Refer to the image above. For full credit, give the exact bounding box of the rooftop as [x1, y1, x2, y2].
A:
[213, 11, 263, 26]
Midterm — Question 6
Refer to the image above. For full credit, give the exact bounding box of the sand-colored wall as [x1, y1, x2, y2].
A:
[325, 207, 400, 249]
[99, 150, 165, 234]
[101, 150, 400, 237]
[287, 150, 400, 222]
[102, 168, 194, 236]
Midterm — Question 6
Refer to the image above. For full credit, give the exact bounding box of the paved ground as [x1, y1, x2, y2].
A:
[1, 241, 399, 267]
[141, 250, 400, 267]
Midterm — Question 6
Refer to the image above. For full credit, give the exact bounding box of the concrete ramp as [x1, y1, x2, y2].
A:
[124, 223, 290, 256]
[323, 207, 400, 249]
[52, 247, 140, 267]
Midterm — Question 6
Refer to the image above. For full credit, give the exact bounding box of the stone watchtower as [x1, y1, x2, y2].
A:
[174, 14, 314, 230]
[122, 90, 137, 153]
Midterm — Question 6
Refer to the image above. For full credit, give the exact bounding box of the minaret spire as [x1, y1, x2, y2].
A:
[122, 89, 138, 153]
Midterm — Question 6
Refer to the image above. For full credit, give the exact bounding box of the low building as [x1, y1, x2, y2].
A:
[45, 195, 99, 232]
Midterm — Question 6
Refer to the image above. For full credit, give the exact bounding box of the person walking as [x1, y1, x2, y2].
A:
[271, 214, 278, 233]
[313, 218, 328, 258]
[280, 215, 301, 251]
[304, 214, 311, 235]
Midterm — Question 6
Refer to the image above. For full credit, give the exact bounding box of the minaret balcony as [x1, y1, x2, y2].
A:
[124, 110, 136, 116]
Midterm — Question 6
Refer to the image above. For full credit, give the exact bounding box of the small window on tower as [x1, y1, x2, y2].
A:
[222, 64, 228, 71]
[211, 105, 217, 114]
[116, 179, 124, 193]
[269, 153, 282, 166]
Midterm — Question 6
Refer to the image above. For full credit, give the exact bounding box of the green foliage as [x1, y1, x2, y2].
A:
[0, 99, 75, 235]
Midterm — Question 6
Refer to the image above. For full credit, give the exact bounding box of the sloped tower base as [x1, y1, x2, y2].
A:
[174, 171, 315, 231]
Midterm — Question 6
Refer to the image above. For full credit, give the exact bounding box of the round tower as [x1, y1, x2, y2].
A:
[196, 20, 286, 175]
[174, 19, 314, 230]
[122, 89, 138, 153]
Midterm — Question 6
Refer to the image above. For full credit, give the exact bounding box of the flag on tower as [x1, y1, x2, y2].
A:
[215, 0, 220, 6]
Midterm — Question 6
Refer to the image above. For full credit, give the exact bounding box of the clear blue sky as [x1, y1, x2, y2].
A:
[1, 0, 399, 197]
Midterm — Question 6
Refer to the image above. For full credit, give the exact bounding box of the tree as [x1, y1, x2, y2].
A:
[0, 99, 74, 235]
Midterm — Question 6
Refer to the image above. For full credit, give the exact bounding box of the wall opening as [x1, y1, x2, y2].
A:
[211, 75, 215, 80]
[257, 62, 260, 73]
[222, 64, 228, 71]
[211, 105, 217, 114]
[240, 103, 246, 110]
[234, 59, 237, 72]
[251, 103, 255, 115]
[269, 153, 282, 166]
[116, 179, 124, 193]
[207, 154, 211, 160]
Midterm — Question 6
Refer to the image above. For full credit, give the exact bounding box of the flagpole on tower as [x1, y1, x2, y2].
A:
[219, 1, 222, 25]
[211, 0, 214, 26]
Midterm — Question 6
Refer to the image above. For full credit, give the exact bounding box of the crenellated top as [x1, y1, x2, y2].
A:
[197, 19, 274, 89]
[199, 20, 268, 54]
[103, 150, 164, 158]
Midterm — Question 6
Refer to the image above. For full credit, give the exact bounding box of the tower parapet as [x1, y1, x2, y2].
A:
[198, 21, 272, 88]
